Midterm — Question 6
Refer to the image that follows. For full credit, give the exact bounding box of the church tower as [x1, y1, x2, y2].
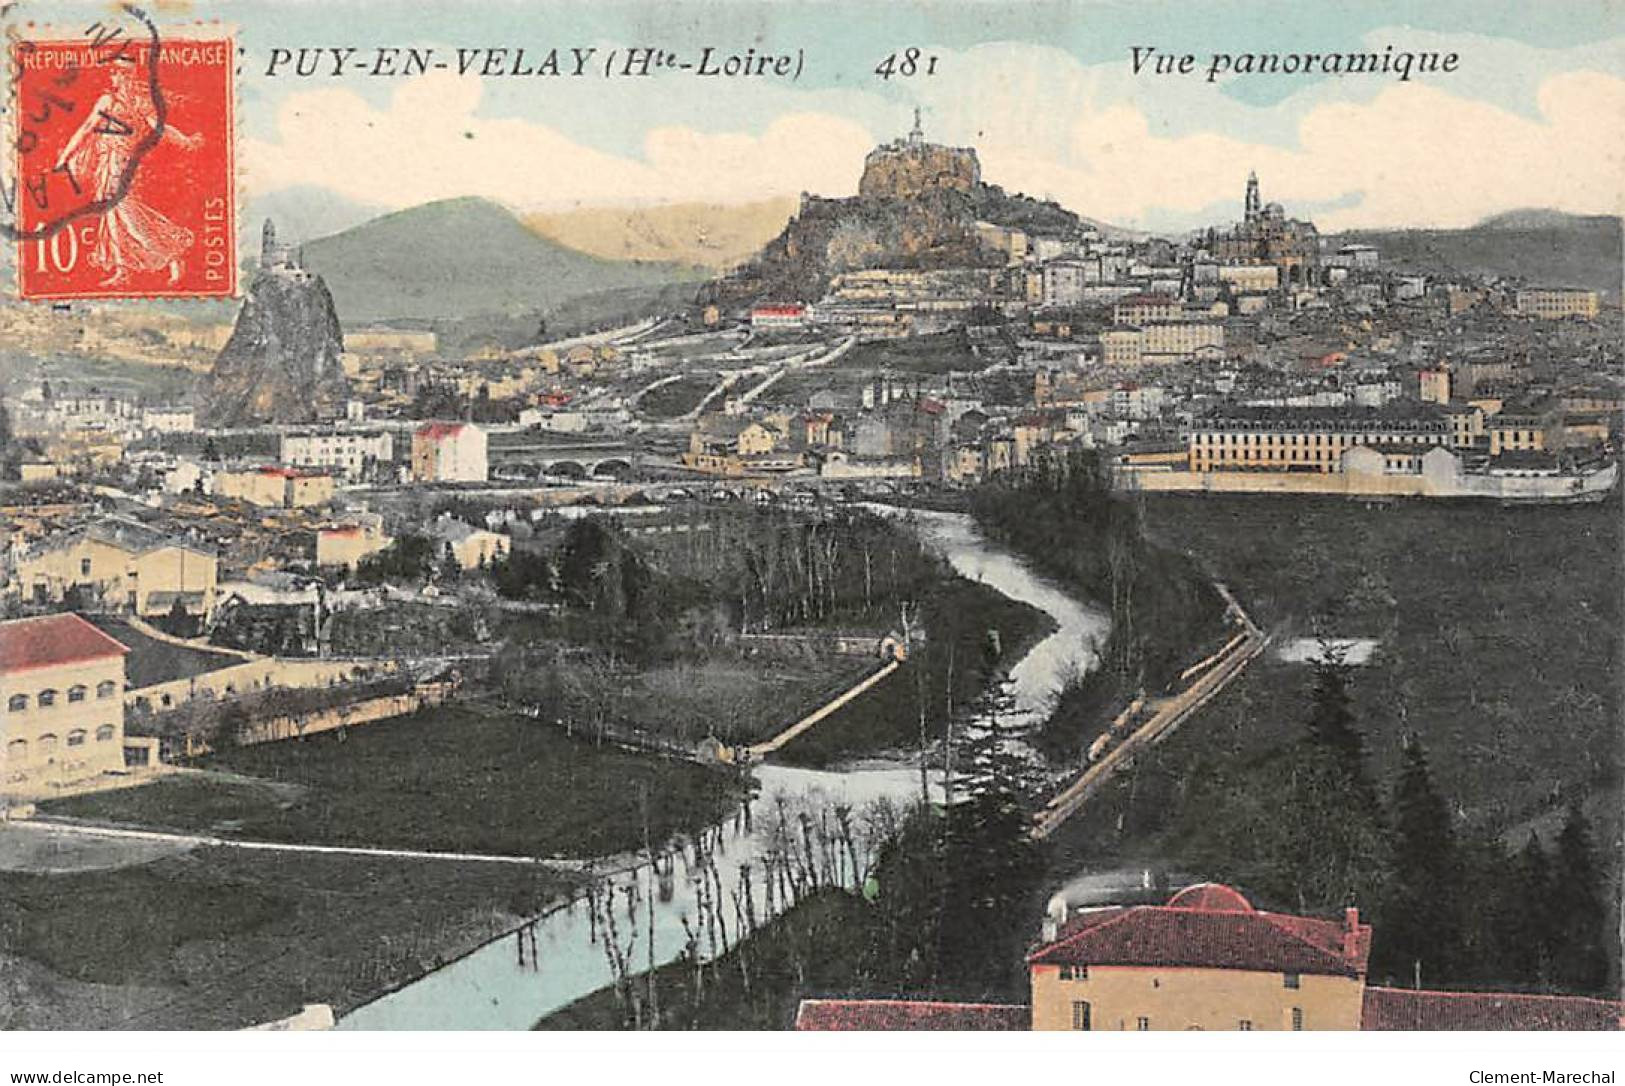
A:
[261, 218, 278, 268]
[1244, 171, 1261, 222]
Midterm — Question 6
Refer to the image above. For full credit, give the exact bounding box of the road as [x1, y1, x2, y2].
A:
[1030, 580, 1265, 839]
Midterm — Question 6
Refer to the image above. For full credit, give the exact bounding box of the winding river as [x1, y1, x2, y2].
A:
[337, 509, 1108, 1030]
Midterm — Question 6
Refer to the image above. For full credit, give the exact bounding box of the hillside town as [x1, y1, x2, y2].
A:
[0, 117, 1619, 1036]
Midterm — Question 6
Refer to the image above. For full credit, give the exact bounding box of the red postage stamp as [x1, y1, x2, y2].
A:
[11, 29, 235, 300]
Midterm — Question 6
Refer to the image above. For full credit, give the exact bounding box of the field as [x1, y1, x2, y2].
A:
[614, 656, 876, 747]
[841, 331, 990, 375]
[637, 373, 719, 419]
[0, 840, 572, 1029]
[1048, 493, 1622, 874]
[44, 706, 746, 859]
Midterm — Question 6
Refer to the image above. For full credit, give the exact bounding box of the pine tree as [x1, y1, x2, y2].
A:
[938, 631, 1048, 994]
[1307, 645, 1363, 767]
[1508, 831, 1556, 988]
[1550, 804, 1610, 995]
[1377, 737, 1459, 985]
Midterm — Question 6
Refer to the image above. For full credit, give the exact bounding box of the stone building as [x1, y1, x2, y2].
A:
[411, 421, 488, 483]
[1, 613, 129, 792]
[1207, 171, 1321, 287]
[12, 518, 217, 619]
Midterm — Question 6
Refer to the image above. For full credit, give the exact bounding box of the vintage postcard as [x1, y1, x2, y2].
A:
[0, 0, 1621, 1061]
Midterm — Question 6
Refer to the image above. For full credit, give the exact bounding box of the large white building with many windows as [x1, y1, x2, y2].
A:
[1, 613, 129, 792]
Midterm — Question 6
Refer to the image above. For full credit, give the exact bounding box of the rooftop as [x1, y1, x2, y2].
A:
[1361, 987, 1623, 1031]
[0, 613, 129, 674]
[1028, 883, 1372, 978]
[416, 421, 471, 441]
[794, 1000, 1028, 1031]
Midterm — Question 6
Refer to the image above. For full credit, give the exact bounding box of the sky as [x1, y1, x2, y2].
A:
[17, 0, 1625, 234]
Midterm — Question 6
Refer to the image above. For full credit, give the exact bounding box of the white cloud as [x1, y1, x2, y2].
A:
[244, 36, 1625, 231]
[973, 69, 1625, 231]
[243, 68, 874, 212]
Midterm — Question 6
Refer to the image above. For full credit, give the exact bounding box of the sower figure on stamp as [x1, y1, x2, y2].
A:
[53, 61, 202, 287]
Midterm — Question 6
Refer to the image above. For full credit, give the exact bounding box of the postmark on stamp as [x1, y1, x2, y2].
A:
[7, 8, 235, 300]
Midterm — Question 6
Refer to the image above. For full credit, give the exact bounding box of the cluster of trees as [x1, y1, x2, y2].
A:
[971, 445, 1226, 758]
[649, 505, 945, 633]
[408, 381, 519, 424]
[134, 671, 413, 760]
[862, 642, 1049, 998]
[354, 532, 454, 585]
[1172, 651, 1616, 996]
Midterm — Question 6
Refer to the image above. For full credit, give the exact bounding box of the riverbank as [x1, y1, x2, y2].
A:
[968, 455, 1229, 762]
[333, 508, 1109, 1030]
[536, 889, 882, 1030]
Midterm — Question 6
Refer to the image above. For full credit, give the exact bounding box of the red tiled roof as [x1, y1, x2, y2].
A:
[794, 999, 1028, 1031]
[0, 613, 129, 674]
[416, 421, 467, 440]
[752, 304, 806, 317]
[1362, 988, 1624, 1031]
[1029, 885, 1371, 978]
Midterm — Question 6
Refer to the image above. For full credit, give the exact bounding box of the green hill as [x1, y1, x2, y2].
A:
[299, 196, 707, 324]
[1330, 210, 1622, 300]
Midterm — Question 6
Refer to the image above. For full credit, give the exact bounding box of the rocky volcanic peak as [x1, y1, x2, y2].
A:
[706, 128, 1078, 305]
[202, 223, 350, 426]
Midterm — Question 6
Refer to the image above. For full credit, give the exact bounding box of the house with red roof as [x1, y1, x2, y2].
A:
[411, 421, 488, 483]
[750, 304, 807, 330]
[1029, 882, 1372, 1031]
[795, 882, 1623, 1032]
[1, 613, 130, 793]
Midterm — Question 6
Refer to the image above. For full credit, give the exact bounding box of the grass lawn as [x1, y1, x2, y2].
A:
[776, 578, 1051, 767]
[0, 845, 572, 1029]
[43, 705, 747, 859]
[536, 888, 884, 1030]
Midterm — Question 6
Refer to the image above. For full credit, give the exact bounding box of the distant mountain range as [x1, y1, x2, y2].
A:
[1329, 210, 1623, 299]
[525, 197, 800, 272]
[297, 197, 708, 325]
[266, 186, 1620, 328]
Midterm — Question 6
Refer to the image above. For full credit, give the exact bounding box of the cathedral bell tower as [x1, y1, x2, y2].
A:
[1244, 171, 1261, 222]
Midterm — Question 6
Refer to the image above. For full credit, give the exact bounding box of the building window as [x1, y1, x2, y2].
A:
[1291, 1007, 1304, 1031]
[68, 685, 87, 703]
[38, 689, 57, 708]
[1238, 1020, 1253, 1031]
[67, 729, 86, 748]
[96, 724, 115, 742]
[38, 733, 57, 754]
[97, 680, 117, 699]
[7, 694, 27, 712]
[80, 558, 92, 576]
[1059, 965, 1088, 981]
[1071, 1001, 1091, 1031]
[1136, 1017, 1150, 1031]
[1283, 972, 1300, 989]
[6, 738, 26, 760]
